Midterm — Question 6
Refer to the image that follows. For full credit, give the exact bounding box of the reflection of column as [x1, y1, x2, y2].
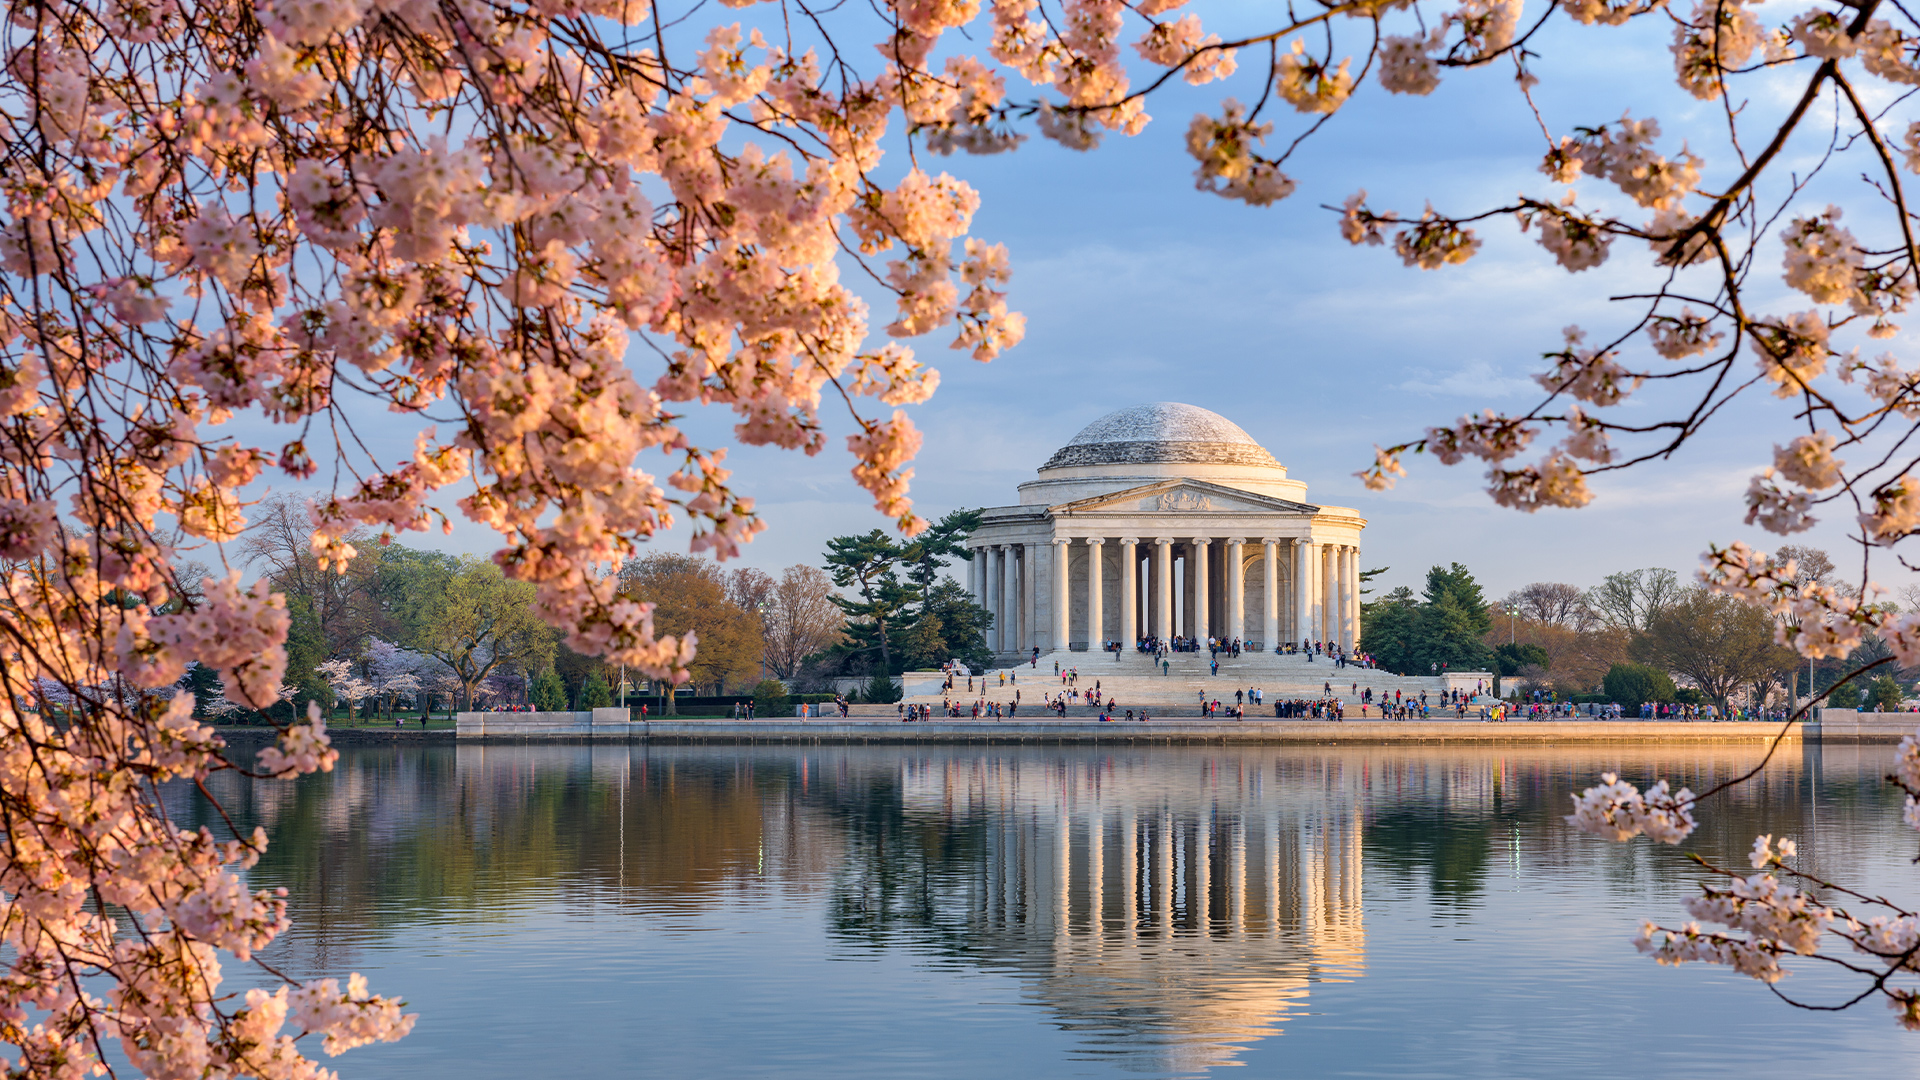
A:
[1292, 539, 1309, 642]
[1154, 539, 1173, 642]
[1084, 538, 1105, 650]
[1122, 808, 1138, 940]
[1158, 809, 1175, 935]
[1192, 538, 1210, 642]
[1119, 538, 1137, 649]
[1267, 810, 1281, 932]
[1052, 537, 1070, 653]
[1227, 538, 1245, 643]
[1230, 819, 1246, 932]
[1194, 809, 1211, 929]
[1088, 809, 1104, 938]
[1055, 807, 1070, 933]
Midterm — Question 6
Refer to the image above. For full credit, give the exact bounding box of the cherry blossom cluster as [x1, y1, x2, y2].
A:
[1576, 734, 1920, 1026]
[1564, 773, 1698, 844]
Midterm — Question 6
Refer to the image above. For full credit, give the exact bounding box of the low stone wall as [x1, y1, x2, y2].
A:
[455, 708, 631, 736]
[455, 716, 1813, 744]
[1813, 708, 1920, 742]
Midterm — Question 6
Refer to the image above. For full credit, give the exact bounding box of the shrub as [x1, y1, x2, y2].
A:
[860, 670, 901, 704]
[578, 671, 613, 709]
[1602, 663, 1677, 709]
[753, 679, 790, 717]
[531, 669, 568, 712]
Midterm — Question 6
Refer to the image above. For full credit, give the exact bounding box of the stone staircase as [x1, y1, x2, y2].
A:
[909, 648, 1490, 711]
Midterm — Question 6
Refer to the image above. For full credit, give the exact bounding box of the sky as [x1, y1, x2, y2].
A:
[248, 0, 1920, 604]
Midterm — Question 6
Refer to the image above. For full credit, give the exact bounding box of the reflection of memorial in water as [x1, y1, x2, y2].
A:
[845, 756, 1367, 1074]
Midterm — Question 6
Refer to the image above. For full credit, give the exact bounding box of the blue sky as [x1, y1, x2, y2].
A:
[248, 0, 1917, 602]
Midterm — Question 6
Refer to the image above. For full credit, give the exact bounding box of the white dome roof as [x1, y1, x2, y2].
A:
[1041, 403, 1278, 470]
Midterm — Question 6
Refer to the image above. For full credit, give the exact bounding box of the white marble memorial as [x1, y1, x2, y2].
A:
[968, 403, 1366, 659]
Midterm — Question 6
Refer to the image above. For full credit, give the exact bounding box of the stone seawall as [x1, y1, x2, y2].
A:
[454, 717, 1814, 744]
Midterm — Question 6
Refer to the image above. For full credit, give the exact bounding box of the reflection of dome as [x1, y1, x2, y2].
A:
[1040, 403, 1280, 471]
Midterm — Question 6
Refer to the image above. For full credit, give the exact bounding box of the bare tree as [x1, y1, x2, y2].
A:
[1632, 589, 1800, 711]
[1774, 545, 1837, 590]
[1505, 582, 1593, 630]
[763, 565, 847, 680]
[1584, 569, 1682, 634]
[239, 495, 377, 660]
[726, 568, 777, 619]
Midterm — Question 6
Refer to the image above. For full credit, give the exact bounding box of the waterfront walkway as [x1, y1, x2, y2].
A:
[455, 714, 1824, 743]
[909, 648, 1481, 709]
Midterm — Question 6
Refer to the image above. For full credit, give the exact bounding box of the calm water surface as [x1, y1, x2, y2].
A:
[172, 741, 1920, 1078]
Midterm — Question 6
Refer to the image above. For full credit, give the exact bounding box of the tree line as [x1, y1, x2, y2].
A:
[1361, 547, 1916, 712]
[189, 498, 1001, 720]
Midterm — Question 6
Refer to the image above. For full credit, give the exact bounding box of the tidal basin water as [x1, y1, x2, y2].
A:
[174, 740, 1920, 1079]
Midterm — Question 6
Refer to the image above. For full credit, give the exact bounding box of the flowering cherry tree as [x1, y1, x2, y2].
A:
[16, 0, 1920, 1053]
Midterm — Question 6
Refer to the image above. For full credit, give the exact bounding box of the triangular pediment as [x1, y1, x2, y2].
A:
[1050, 479, 1319, 516]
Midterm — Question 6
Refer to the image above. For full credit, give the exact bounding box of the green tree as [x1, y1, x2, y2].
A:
[1360, 586, 1419, 672]
[752, 679, 790, 717]
[531, 669, 567, 712]
[1358, 565, 1390, 606]
[1410, 564, 1495, 675]
[917, 578, 994, 671]
[577, 671, 613, 709]
[1494, 642, 1551, 676]
[896, 610, 947, 671]
[824, 531, 918, 677]
[1603, 663, 1677, 709]
[1827, 678, 1863, 709]
[176, 662, 225, 720]
[401, 556, 557, 710]
[1632, 588, 1798, 711]
[900, 508, 980, 597]
[861, 670, 901, 704]
[1870, 674, 1906, 712]
[282, 593, 328, 714]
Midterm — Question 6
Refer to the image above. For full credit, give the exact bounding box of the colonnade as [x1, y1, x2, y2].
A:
[967, 536, 1361, 656]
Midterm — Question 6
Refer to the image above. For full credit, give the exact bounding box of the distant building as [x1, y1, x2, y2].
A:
[967, 403, 1365, 659]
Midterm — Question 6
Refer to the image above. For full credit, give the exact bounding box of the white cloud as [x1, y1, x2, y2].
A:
[1397, 359, 1540, 398]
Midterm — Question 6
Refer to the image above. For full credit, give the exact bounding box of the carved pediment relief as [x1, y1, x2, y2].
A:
[1051, 479, 1320, 516]
[1146, 491, 1213, 512]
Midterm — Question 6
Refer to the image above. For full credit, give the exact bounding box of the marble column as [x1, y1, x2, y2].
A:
[1336, 541, 1351, 641]
[1085, 538, 1105, 650]
[1340, 546, 1354, 650]
[1336, 545, 1351, 645]
[1262, 539, 1279, 649]
[1191, 538, 1210, 643]
[1347, 546, 1363, 650]
[967, 547, 977, 606]
[1313, 538, 1328, 638]
[1052, 538, 1070, 653]
[1154, 538, 1173, 642]
[1292, 539, 1309, 643]
[1119, 537, 1137, 648]
[984, 546, 1002, 653]
[1001, 544, 1017, 655]
[1347, 546, 1359, 650]
[1227, 538, 1246, 643]
[1017, 543, 1031, 655]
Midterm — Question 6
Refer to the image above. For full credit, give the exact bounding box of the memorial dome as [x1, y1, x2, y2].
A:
[1040, 403, 1280, 470]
